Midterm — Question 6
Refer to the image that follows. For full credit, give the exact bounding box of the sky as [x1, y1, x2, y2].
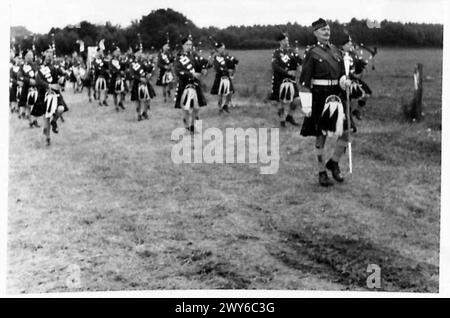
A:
[8, 0, 446, 34]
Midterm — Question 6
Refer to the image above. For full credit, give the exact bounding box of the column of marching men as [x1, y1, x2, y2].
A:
[9, 19, 373, 187]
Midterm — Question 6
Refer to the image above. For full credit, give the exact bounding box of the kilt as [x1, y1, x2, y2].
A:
[269, 75, 298, 102]
[210, 74, 234, 95]
[156, 69, 173, 86]
[350, 78, 372, 100]
[108, 77, 128, 95]
[174, 79, 207, 109]
[130, 81, 156, 101]
[31, 90, 69, 117]
[69, 71, 77, 83]
[300, 85, 354, 137]
[18, 86, 37, 107]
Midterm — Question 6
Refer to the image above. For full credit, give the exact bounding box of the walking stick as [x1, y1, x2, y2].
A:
[343, 52, 353, 174]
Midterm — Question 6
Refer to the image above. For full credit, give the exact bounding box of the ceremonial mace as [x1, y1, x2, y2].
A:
[343, 52, 353, 174]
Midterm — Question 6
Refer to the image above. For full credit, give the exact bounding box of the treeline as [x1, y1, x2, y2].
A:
[10, 8, 443, 56]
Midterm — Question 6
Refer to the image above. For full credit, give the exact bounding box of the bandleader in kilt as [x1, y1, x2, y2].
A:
[269, 32, 302, 127]
[298, 18, 354, 187]
[174, 36, 207, 133]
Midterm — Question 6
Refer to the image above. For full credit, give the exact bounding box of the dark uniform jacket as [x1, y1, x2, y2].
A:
[129, 59, 156, 101]
[173, 51, 207, 108]
[156, 51, 174, 86]
[269, 47, 301, 101]
[17, 63, 38, 106]
[210, 52, 237, 95]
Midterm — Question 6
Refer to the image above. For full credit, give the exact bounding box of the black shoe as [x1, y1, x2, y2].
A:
[189, 125, 196, 134]
[319, 171, 334, 187]
[352, 109, 362, 121]
[142, 112, 149, 120]
[50, 120, 59, 134]
[103, 100, 109, 106]
[137, 114, 143, 121]
[285, 114, 300, 126]
[33, 120, 40, 128]
[325, 159, 344, 183]
[119, 102, 125, 109]
[46, 137, 51, 146]
[280, 120, 286, 127]
[223, 104, 230, 113]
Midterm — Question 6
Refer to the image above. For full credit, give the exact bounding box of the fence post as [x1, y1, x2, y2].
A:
[411, 63, 423, 121]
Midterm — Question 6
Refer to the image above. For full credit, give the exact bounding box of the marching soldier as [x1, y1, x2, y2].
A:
[92, 48, 110, 106]
[174, 36, 207, 133]
[210, 42, 239, 113]
[298, 18, 354, 187]
[156, 42, 175, 103]
[130, 48, 156, 121]
[108, 46, 127, 111]
[17, 49, 40, 128]
[9, 51, 21, 114]
[340, 39, 372, 120]
[31, 48, 69, 146]
[269, 32, 302, 127]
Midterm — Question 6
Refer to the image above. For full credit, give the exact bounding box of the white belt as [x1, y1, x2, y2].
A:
[311, 79, 339, 86]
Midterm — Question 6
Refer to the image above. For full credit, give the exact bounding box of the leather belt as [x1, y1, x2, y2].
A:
[311, 79, 339, 86]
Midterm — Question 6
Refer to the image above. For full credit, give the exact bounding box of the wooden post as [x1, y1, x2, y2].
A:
[411, 63, 423, 121]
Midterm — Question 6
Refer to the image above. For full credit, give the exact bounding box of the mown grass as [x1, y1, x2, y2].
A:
[8, 48, 441, 293]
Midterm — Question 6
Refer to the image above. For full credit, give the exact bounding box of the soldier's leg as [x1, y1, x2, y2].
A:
[163, 86, 167, 102]
[191, 108, 199, 133]
[183, 109, 190, 131]
[113, 94, 119, 111]
[316, 134, 333, 186]
[18, 106, 26, 119]
[102, 89, 108, 106]
[325, 131, 349, 183]
[119, 92, 125, 109]
[136, 101, 142, 121]
[285, 98, 300, 126]
[142, 100, 150, 119]
[43, 117, 51, 145]
[278, 102, 286, 126]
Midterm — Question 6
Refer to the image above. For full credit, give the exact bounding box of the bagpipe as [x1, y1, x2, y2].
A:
[343, 29, 377, 71]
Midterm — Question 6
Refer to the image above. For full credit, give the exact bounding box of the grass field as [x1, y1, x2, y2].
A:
[8, 48, 442, 293]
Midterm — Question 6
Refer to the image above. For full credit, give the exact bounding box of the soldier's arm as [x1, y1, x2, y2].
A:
[35, 69, 50, 90]
[174, 58, 194, 81]
[299, 52, 314, 92]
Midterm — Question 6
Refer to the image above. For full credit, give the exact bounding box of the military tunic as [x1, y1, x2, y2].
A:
[156, 51, 175, 86]
[269, 47, 301, 101]
[108, 57, 127, 94]
[17, 62, 38, 107]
